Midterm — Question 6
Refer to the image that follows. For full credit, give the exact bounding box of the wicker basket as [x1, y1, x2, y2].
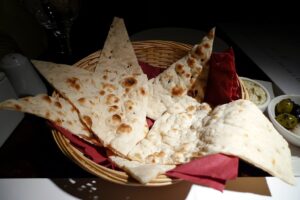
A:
[52, 40, 248, 186]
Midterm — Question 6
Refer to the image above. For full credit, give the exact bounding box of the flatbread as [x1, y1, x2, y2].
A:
[95, 17, 142, 75]
[188, 29, 215, 102]
[109, 155, 175, 184]
[32, 60, 148, 157]
[0, 94, 100, 145]
[129, 97, 211, 164]
[198, 99, 295, 185]
[147, 28, 215, 120]
[127, 99, 294, 185]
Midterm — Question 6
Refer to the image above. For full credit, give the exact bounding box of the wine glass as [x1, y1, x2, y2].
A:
[23, 0, 80, 62]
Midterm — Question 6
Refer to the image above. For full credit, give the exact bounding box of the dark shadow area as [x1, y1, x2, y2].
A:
[51, 178, 192, 200]
[1, 0, 299, 64]
[0, 115, 94, 178]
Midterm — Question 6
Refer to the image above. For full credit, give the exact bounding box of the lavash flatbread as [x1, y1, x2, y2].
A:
[126, 99, 294, 185]
[128, 97, 211, 164]
[0, 94, 100, 145]
[109, 155, 175, 184]
[147, 28, 215, 120]
[95, 17, 142, 75]
[198, 99, 295, 185]
[30, 18, 149, 157]
[32, 60, 148, 157]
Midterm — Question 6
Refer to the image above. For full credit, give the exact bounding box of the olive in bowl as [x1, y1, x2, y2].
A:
[267, 95, 300, 147]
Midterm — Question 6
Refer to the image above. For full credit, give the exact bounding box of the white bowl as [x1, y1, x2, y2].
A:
[267, 94, 300, 147]
[240, 77, 271, 112]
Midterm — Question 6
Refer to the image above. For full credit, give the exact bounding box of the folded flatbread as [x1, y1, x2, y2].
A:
[198, 99, 295, 185]
[147, 28, 215, 120]
[128, 97, 212, 164]
[0, 94, 100, 145]
[124, 99, 294, 185]
[109, 155, 175, 184]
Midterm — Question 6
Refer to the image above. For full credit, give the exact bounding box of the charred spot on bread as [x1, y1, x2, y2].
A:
[175, 64, 185, 75]
[125, 100, 134, 111]
[116, 123, 132, 134]
[77, 97, 86, 104]
[195, 46, 204, 57]
[187, 105, 196, 112]
[23, 97, 30, 102]
[171, 86, 185, 97]
[83, 115, 93, 127]
[204, 43, 210, 49]
[103, 83, 116, 92]
[108, 105, 118, 112]
[14, 104, 22, 110]
[122, 77, 137, 88]
[66, 77, 81, 90]
[54, 101, 62, 108]
[55, 118, 62, 125]
[185, 73, 191, 78]
[139, 87, 146, 96]
[112, 114, 122, 124]
[42, 95, 52, 104]
[187, 88, 198, 98]
[187, 56, 195, 68]
[66, 77, 78, 84]
[99, 90, 105, 96]
[106, 94, 119, 105]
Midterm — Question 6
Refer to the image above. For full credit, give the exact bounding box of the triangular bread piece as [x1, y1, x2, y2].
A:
[147, 28, 215, 120]
[32, 60, 148, 156]
[128, 98, 295, 185]
[0, 94, 100, 145]
[200, 99, 295, 185]
[95, 17, 142, 75]
[109, 155, 175, 184]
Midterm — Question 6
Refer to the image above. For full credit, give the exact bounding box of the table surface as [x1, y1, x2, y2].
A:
[1, 26, 300, 199]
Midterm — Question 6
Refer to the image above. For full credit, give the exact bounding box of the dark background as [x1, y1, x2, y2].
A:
[71, 1, 300, 62]
[1, 0, 299, 63]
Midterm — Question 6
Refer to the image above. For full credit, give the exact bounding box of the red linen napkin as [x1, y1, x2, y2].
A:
[166, 154, 238, 191]
[139, 61, 166, 79]
[49, 122, 110, 166]
[204, 48, 241, 107]
[50, 54, 241, 191]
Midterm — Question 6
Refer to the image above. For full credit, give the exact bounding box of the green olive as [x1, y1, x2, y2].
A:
[275, 99, 294, 115]
[275, 113, 298, 129]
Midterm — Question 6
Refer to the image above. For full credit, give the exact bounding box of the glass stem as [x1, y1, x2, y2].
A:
[62, 21, 72, 56]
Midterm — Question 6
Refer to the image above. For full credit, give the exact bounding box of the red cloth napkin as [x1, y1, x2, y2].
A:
[139, 61, 165, 79]
[166, 154, 238, 191]
[204, 48, 241, 107]
[50, 56, 241, 191]
[49, 122, 110, 166]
